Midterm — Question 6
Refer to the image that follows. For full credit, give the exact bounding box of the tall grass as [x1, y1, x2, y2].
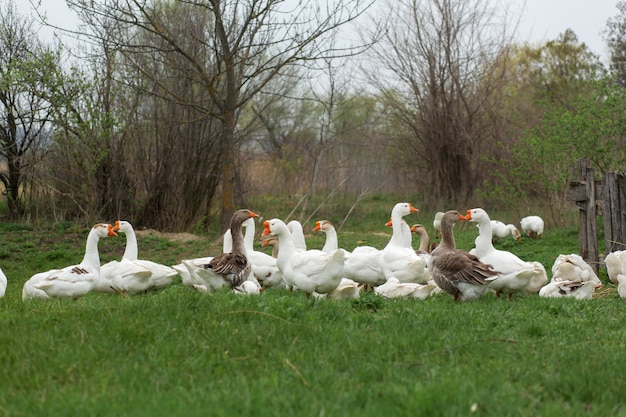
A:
[0, 198, 623, 416]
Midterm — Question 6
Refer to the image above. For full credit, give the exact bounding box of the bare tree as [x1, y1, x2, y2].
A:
[364, 0, 517, 207]
[66, 0, 374, 231]
[0, 1, 61, 218]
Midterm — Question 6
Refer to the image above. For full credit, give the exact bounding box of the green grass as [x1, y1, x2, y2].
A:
[0, 202, 625, 416]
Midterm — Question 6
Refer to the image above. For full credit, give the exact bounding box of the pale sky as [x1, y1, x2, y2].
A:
[512, 0, 618, 63]
[17, 0, 621, 63]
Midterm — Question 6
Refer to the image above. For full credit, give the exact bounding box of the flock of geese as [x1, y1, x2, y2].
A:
[5, 203, 626, 302]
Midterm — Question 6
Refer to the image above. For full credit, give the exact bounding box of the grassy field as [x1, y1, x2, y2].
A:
[1, 198, 625, 416]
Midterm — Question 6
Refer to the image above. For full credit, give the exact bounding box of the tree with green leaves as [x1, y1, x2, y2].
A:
[604, 1, 626, 87]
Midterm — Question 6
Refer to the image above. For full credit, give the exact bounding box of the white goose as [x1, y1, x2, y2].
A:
[538, 280, 596, 299]
[374, 277, 437, 300]
[287, 220, 307, 251]
[616, 274, 626, 299]
[433, 212, 444, 239]
[22, 223, 117, 300]
[314, 278, 361, 300]
[465, 208, 547, 297]
[490, 220, 521, 242]
[108, 220, 178, 293]
[550, 254, 602, 289]
[241, 218, 285, 289]
[520, 215, 544, 239]
[0, 268, 6, 298]
[605, 250, 626, 285]
[313, 219, 386, 288]
[262, 218, 345, 296]
[380, 203, 429, 284]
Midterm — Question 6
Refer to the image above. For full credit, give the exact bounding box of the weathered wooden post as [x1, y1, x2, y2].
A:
[603, 170, 626, 253]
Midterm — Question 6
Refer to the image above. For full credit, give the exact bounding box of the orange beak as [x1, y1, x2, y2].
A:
[313, 221, 321, 232]
[385, 218, 392, 227]
[465, 210, 473, 220]
[249, 210, 260, 218]
[261, 220, 271, 236]
[409, 204, 419, 214]
[107, 224, 118, 237]
[113, 220, 121, 231]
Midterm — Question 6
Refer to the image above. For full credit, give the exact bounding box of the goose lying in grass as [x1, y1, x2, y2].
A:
[262, 218, 345, 297]
[313, 219, 386, 288]
[538, 280, 596, 299]
[551, 254, 602, 289]
[23, 224, 117, 300]
[102, 220, 179, 295]
[374, 277, 437, 300]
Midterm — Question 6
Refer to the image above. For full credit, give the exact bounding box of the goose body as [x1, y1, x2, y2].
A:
[0, 268, 6, 298]
[103, 220, 178, 294]
[466, 208, 546, 297]
[520, 216, 544, 239]
[490, 220, 521, 242]
[550, 254, 602, 289]
[605, 250, 626, 285]
[262, 218, 345, 296]
[617, 274, 626, 299]
[202, 209, 260, 289]
[240, 217, 285, 289]
[428, 211, 498, 302]
[380, 203, 428, 284]
[538, 280, 596, 299]
[23, 224, 117, 300]
[313, 219, 386, 287]
[433, 212, 444, 239]
[374, 277, 437, 300]
[314, 278, 361, 299]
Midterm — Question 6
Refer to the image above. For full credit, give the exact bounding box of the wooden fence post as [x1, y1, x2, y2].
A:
[603, 171, 626, 252]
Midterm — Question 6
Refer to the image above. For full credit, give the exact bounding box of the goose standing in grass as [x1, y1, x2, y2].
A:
[199, 209, 260, 290]
[23, 223, 117, 300]
[433, 212, 444, 239]
[380, 203, 429, 284]
[109, 220, 178, 292]
[262, 218, 345, 297]
[0, 268, 6, 298]
[520, 215, 544, 239]
[490, 220, 521, 242]
[465, 208, 547, 298]
[428, 211, 498, 302]
[313, 219, 386, 288]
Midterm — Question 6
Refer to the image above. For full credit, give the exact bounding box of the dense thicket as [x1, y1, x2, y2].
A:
[2, 0, 626, 231]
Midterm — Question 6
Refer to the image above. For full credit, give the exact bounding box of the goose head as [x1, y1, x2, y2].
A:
[391, 202, 419, 218]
